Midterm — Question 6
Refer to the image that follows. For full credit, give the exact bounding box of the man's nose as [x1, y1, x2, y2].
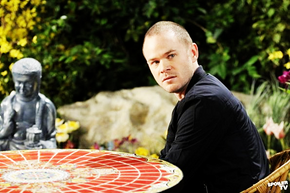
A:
[160, 60, 171, 73]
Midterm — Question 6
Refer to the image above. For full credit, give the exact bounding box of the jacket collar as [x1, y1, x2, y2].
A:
[185, 65, 207, 95]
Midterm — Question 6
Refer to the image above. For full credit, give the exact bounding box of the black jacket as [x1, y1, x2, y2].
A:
[160, 66, 269, 193]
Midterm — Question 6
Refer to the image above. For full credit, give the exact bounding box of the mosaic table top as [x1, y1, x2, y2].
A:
[0, 149, 183, 193]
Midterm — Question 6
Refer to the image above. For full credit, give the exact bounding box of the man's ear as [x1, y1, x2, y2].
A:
[190, 43, 199, 62]
[192, 43, 199, 58]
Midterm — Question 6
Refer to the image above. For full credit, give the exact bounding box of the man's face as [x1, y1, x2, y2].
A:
[143, 32, 198, 99]
[13, 74, 39, 101]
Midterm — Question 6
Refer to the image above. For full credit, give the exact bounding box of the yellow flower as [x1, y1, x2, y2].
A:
[0, 41, 12, 53]
[268, 51, 283, 60]
[50, 32, 55, 39]
[268, 54, 274, 60]
[274, 51, 283, 59]
[57, 123, 68, 133]
[55, 118, 64, 127]
[16, 15, 26, 28]
[1, 71, 8, 77]
[20, 0, 29, 9]
[32, 35, 37, 43]
[31, 0, 41, 6]
[0, 8, 4, 17]
[17, 38, 27, 47]
[135, 147, 149, 157]
[0, 0, 7, 6]
[9, 49, 23, 59]
[284, 62, 290, 69]
[67, 121, 80, 133]
[56, 133, 69, 143]
[27, 20, 36, 30]
[150, 154, 159, 159]
[9, 63, 14, 71]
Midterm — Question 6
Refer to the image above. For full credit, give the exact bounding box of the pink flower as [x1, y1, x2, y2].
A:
[263, 119, 273, 135]
[272, 121, 285, 139]
[263, 117, 285, 139]
[64, 140, 75, 149]
[92, 142, 100, 150]
[278, 71, 290, 84]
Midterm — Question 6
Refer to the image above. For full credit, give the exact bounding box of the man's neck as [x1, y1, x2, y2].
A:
[174, 92, 186, 101]
[174, 64, 200, 101]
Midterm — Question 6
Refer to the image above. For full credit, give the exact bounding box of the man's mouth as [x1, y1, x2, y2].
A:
[162, 76, 176, 82]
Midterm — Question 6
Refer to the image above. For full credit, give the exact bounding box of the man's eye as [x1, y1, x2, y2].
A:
[151, 61, 159, 65]
[168, 54, 175, 59]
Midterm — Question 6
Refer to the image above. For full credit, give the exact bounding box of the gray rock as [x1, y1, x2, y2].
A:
[57, 86, 177, 153]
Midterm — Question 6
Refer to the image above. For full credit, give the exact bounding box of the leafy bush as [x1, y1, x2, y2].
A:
[1, 0, 290, 107]
[0, 0, 43, 95]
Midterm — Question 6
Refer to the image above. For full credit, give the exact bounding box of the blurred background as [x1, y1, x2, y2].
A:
[1, 0, 289, 107]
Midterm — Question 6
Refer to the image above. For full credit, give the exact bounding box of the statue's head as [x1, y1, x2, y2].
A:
[12, 58, 42, 101]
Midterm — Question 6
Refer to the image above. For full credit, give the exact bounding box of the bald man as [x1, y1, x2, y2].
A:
[142, 21, 269, 193]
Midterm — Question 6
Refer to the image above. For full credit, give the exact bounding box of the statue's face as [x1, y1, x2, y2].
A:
[13, 73, 39, 101]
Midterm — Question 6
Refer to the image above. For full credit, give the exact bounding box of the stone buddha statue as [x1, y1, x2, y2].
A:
[0, 58, 57, 150]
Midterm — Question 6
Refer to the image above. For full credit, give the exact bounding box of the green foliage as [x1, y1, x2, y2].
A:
[1, 0, 290, 107]
[247, 80, 290, 154]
